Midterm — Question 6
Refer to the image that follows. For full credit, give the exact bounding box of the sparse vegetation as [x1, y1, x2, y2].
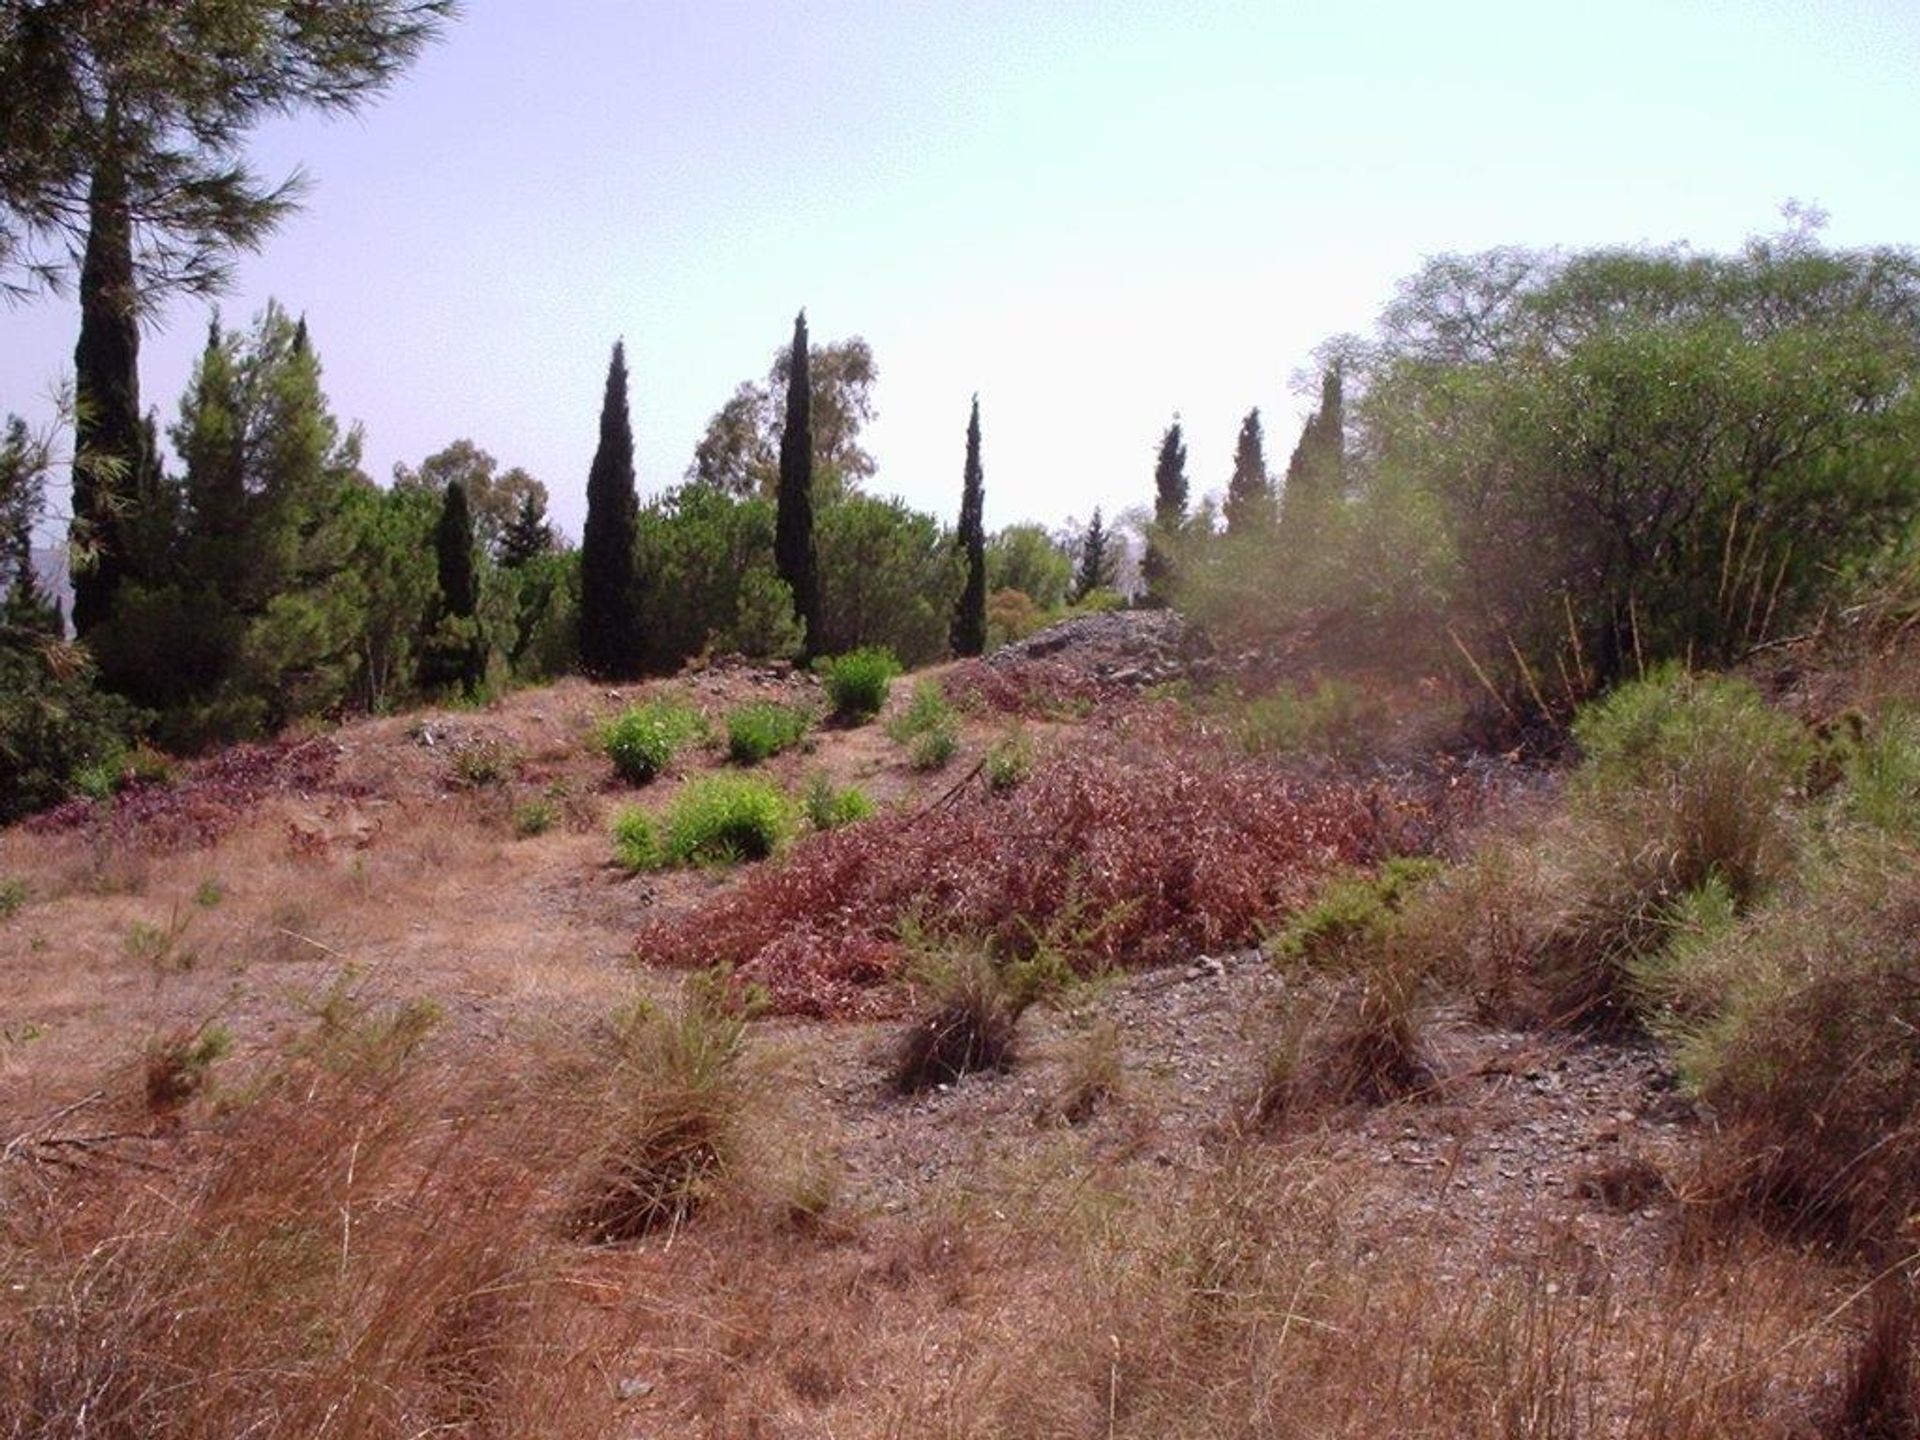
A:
[610, 805, 658, 871]
[511, 797, 556, 836]
[803, 772, 874, 830]
[1267, 856, 1440, 969]
[0, 877, 25, 918]
[144, 1021, 233, 1109]
[983, 725, 1034, 790]
[1228, 679, 1388, 760]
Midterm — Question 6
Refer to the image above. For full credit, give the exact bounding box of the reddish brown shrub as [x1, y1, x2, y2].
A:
[637, 735, 1440, 1017]
[941, 658, 1122, 718]
[25, 737, 359, 850]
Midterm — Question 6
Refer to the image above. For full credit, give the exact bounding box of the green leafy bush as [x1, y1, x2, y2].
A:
[888, 677, 959, 770]
[659, 775, 796, 867]
[725, 700, 812, 764]
[818, 647, 900, 723]
[1232, 680, 1387, 761]
[601, 698, 707, 783]
[611, 807, 659, 872]
[909, 725, 958, 771]
[0, 878, 27, 919]
[804, 774, 873, 831]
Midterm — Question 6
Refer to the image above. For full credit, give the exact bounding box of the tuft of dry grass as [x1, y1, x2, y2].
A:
[890, 953, 1025, 1094]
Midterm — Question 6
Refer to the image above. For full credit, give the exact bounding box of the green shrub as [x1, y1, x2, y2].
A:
[449, 736, 516, 788]
[1647, 846, 1920, 1247]
[886, 679, 953, 743]
[611, 807, 660, 872]
[908, 724, 958, 772]
[512, 799, 556, 837]
[601, 698, 707, 783]
[804, 774, 874, 831]
[726, 700, 812, 764]
[660, 775, 796, 867]
[0, 878, 27, 919]
[984, 728, 1034, 791]
[818, 647, 901, 723]
[1268, 857, 1442, 970]
[1838, 709, 1920, 837]
[1232, 680, 1387, 760]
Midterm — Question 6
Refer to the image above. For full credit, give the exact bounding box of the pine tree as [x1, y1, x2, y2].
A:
[499, 490, 554, 569]
[1224, 407, 1272, 536]
[579, 340, 643, 679]
[950, 395, 987, 657]
[1142, 420, 1188, 607]
[1, 416, 57, 641]
[774, 310, 820, 658]
[1280, 363, 1346, 545]
[1073, 508, 1115, 601]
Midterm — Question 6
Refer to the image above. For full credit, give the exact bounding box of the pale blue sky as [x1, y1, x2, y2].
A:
[4, 0, 1918, 543]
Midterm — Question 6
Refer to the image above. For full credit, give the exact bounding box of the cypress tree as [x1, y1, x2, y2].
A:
[1073, 507, 1114, 601]
[774, 310, 820, 658]
[435, 479, 479, 620]
[1224, 407, 1272, 536]
[1142, 420, 1188, 607]
[950, 395, 987, 656]
[69, 143, 145, 635]
[579, 340, 643, 679]
[1280, 363, 1346, 544]
[499, 490, 553, 569]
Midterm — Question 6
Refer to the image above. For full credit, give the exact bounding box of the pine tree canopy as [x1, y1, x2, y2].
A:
[1224, 406, 1271, 536]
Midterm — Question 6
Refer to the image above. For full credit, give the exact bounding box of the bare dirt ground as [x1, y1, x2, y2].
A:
[0, 623, 1876, 1438]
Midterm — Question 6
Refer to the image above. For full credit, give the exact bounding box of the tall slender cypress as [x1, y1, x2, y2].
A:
[774, 310, 820, 657]
[1224, 407, 1271, 536]
[69, 142, 145, 635]
[1142, 419, 1188, 607]
[435, 479, 478, 620]
[580, 340, 642, 679]
[950, 395, 987, 656]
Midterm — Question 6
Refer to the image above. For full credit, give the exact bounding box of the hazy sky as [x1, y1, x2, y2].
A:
[4, 0, 1919, 543]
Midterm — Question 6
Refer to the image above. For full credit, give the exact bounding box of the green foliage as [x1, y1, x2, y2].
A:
[1268, 858, 1442, 969]
[0, 639, 143, 823]
[392, 439, 549, 564]
[1224, 406, 1272, 536]
[803, 773, 873, 830]
[511, 798, 556, 838]
[951, 397, 987, 658]
[986, 588, 1045, 649]
[1071, 508, 1117, 602]
[819, 646, 901, 722]
[1836, 709, 1920, 837]
[610, 807, 659, 871]
[636, 486, 777, 671]
[1229, 680, 1388, 760]
[815, 496, 962, 666]
[774, 310, 821, 657]
[658, 775, 797, 868]
[0, 878, 27, 919]
[986, 524, 1073, 611]
[580, 341, 644, 679]
[722, 566, 805, 660]
[909, 725, 958, 772]
[144, 1021, 233, 1109]
[601, 698, 707, 784]
[984, 727, 1034, 791]
[725, 700, 811, 764]
[1142, 421, 1189, 607]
